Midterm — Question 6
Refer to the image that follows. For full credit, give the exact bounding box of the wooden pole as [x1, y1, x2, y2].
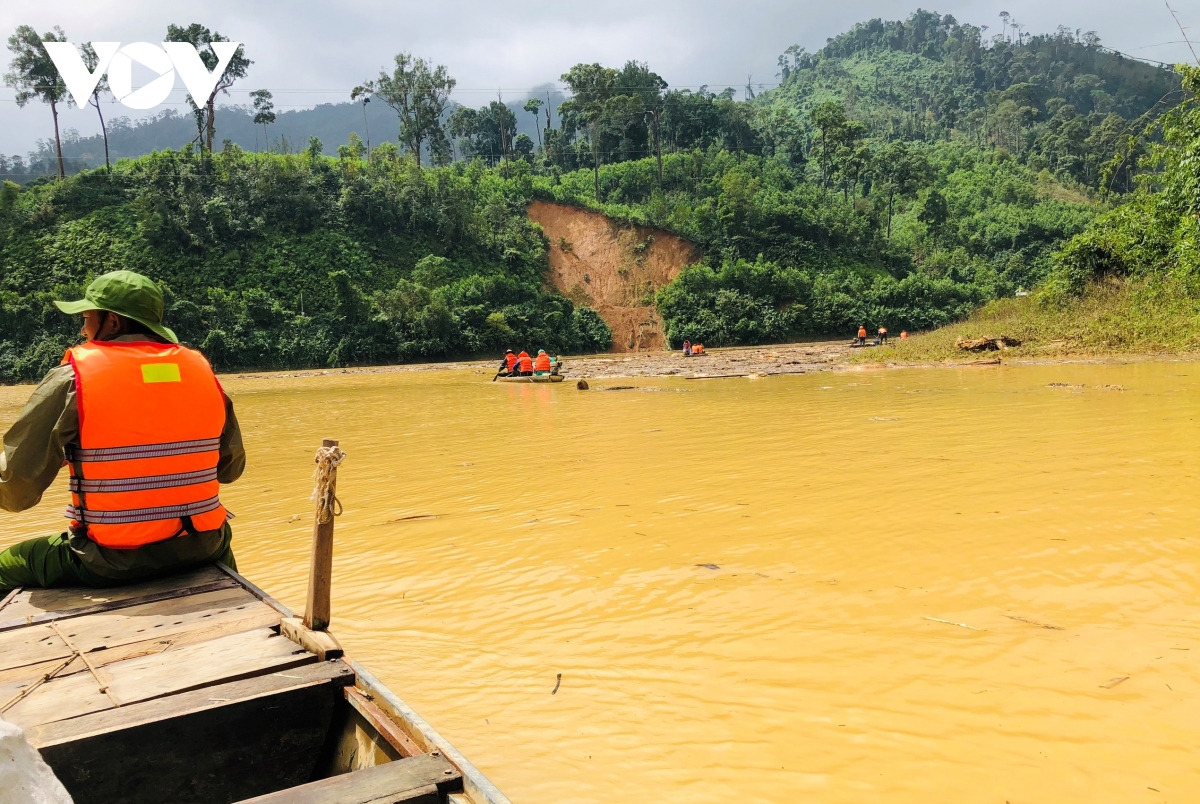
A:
[305, 438, 339, 631]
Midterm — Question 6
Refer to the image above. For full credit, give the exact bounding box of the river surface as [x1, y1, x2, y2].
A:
[2, 362, 1199, 802]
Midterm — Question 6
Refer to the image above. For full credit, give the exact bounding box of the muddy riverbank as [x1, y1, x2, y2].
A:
[224, 339, 1196, 385]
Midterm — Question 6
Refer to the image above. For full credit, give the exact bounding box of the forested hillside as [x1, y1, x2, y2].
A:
[0, 11, 1191, 381]
[0, 146, 609, 382]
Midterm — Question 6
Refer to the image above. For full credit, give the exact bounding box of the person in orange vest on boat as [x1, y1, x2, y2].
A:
[515, 350, 533, 376]
[499, 349, 518, 376]
[856, 325, 867, 346]
[0, 271, 245, 593]
[533, 349, 552, 374]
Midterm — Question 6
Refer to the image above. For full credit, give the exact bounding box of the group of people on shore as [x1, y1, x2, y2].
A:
[498, 348, 558, 377]
[855, 325, 908, 346]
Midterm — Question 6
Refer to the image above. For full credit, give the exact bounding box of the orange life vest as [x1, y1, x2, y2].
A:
[858, 327, 867, 338]
[505, 353, 518, 370]
[534, 353, 551, 372]
[63, 341, 229, 549]
[517, 352, 532, 372]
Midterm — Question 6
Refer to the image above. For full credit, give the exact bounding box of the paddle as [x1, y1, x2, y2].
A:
[491, 368, 505, 382]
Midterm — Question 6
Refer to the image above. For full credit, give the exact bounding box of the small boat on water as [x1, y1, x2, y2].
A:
[0, 563, 509, 804]
[0, 439, 508, 804]
[497, 374, 564, 383]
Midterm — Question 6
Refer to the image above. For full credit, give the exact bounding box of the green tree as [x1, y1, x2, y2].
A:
[449, 101, 516, 168]
[250, 89, 275, 152]
[368, 53, 455, 168]
[918, 188, 950, 243]
[523, 96, 544, 150]
[4, 25, 68, 178]
[164, 24, 252, 153]
[810, 101, 849, 191]
[560, 63, 619, 200]
[875, 141, 933, 238]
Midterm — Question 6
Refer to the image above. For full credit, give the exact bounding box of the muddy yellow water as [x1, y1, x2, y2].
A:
[3, 362, 1200, 801]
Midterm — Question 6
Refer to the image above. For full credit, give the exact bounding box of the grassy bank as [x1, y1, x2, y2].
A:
[857, 278, 1200, 364]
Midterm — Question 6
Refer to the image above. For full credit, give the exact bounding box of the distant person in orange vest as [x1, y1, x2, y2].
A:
[0, 271, 244, 592]
[499, 349, 518, 376]
[878, 326, 888, 344]
[900, 330, 909, 340]
[856, 325, 867, 346]
[515, 350, 533, 376]
[533, 349, 552, 374]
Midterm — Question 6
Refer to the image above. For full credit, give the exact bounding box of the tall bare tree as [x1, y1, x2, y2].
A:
[350, 84, 374, 155]
[80, 42, 112, 172]
[4, 25, 68, 178]
[165, 24, 251, 153]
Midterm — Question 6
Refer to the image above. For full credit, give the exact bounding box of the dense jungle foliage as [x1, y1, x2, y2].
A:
[0, 146, 611, 382]
[1, 11, 1192, 379]
[1050, 65, 1200, 296]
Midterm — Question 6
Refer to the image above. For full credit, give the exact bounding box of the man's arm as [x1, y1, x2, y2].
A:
[0, 365, 77, 513]
[217, 392, 246, 484]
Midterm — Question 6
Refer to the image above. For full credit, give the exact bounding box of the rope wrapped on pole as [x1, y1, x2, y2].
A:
[311, 441, 346, 524]
[304, 439, 345, 631]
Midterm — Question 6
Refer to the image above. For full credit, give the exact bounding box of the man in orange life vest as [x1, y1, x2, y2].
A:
[514, 350, 533, 376]
[533, 349, 552, 374]
[498, 349, 518, 376]
[0, 271, 245, 592]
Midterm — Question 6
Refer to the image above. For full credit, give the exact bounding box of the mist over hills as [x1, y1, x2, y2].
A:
[0, 87, 569, 183]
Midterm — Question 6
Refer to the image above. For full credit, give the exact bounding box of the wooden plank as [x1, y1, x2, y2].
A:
[217, 561, 296, 617]
[0, 604, 282, 685]
[0, 586, 274, 674]
[34, 661, 356, 804]
[345, 687, 422, 758]
[282, 616, 344, 660]
[28, 659, 354, 746]
[0, 586, 21, 614]
[0, 565, 227, 621]
[0, 577, 240, 633]
[4, 627, 316, 729]
[350, 661, 513, 804]
[234, 754, 462, 804]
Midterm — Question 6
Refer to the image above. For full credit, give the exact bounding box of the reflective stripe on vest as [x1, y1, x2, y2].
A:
[65, 495, 222, 525]
[64, 341, 229, 549]
[66, 437, 221, 463]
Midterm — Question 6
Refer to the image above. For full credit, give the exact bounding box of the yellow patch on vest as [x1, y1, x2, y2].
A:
[141, 363, 182, 383]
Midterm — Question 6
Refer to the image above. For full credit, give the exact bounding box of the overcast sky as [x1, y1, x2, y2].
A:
[1, 0, 1196, 155]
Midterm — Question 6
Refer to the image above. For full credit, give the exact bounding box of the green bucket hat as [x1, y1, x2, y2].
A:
[54, 271, 178, 344]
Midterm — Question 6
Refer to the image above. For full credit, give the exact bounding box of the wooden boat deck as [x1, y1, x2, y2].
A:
[0, 564, 508, 804]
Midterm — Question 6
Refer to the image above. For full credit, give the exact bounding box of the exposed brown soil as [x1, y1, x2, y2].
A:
[527, 200, 702, 352]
